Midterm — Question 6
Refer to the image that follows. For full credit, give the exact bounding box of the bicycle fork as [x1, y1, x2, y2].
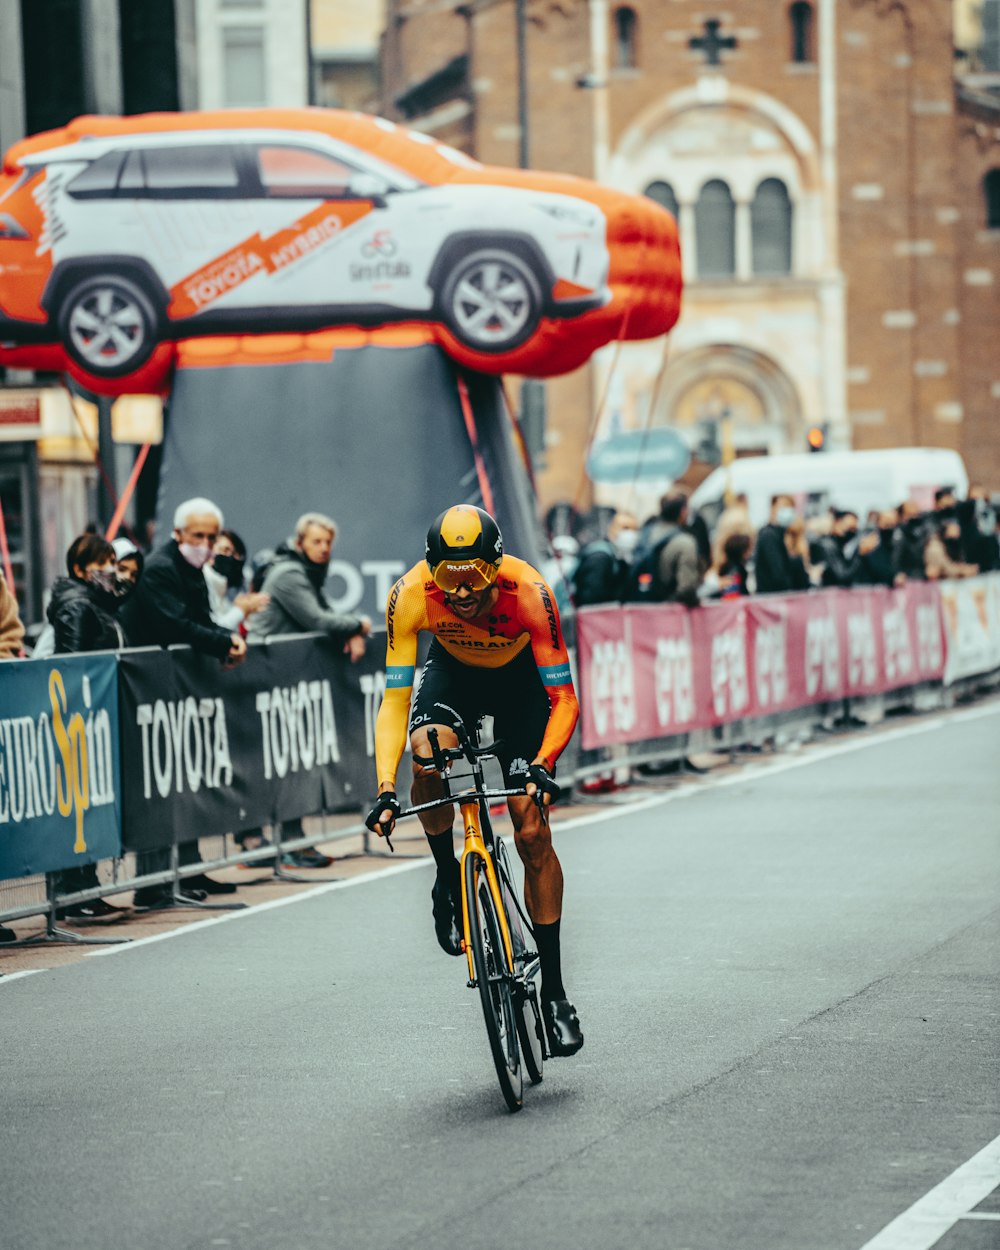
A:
[458, 799, 515, 987]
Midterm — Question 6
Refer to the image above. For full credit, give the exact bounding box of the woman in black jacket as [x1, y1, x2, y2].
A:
[48, 533, 128, 654]
[47, 533, 130, 921]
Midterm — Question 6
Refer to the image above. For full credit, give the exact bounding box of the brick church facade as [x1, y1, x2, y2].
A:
[379, 0, 1000, 512]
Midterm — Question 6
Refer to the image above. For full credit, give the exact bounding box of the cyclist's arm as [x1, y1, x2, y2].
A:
[374, 573, 425, 792]
[520, 573, 580, 770]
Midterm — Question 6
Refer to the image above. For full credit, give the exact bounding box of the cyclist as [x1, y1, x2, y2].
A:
[365, 505, 584, 1057]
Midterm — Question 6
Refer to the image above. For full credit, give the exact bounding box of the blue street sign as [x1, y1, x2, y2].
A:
[586, 428, 691, 484]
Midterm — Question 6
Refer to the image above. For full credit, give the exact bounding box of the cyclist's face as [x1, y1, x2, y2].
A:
[444, 582, 494, 619]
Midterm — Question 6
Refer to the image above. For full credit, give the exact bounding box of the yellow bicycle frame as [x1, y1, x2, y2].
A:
[457, 795, 515, 985]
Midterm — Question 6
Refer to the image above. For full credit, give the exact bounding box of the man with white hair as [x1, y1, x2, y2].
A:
[124, 497, 247, 663]
[123, 496, 247, 910]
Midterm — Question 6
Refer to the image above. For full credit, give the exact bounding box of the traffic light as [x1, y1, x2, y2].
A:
[806, 423, 828, 453]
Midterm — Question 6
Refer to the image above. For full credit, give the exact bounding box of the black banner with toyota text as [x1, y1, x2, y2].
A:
[117, 636, 385, 853]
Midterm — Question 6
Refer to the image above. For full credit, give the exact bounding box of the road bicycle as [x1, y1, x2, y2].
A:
[396, 718, 548, 1112]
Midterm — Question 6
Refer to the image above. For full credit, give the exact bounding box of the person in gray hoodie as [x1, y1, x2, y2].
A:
[245, 512, 370, 866]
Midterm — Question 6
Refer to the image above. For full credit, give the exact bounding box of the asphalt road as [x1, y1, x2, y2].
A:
[2, 705, 999, 1250]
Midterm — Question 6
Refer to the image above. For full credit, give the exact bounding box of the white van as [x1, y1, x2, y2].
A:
[689, 447, 969, 530]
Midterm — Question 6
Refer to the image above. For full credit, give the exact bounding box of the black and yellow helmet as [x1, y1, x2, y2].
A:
[425, 505, 503, 593]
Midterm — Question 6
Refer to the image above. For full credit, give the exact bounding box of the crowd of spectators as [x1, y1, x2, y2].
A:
[548, 484, 1000, 607]
[0, 498, 370, 936]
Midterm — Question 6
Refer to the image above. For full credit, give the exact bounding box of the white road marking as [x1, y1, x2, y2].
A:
[0, 697, 996, 978]
[858, 1133, 1000, 1249]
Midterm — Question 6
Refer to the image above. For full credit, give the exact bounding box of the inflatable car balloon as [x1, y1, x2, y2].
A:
[0, 109, 681, 394]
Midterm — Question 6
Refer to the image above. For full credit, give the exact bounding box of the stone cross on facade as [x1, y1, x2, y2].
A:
[689, 18, 738, 66]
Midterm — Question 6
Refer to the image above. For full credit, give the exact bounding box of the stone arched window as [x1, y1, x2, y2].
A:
[789, 1, 815, 64]
[985, 169, 1000, 229]
[644, 180, 678, 220]
[613, 7, 638, 70]
[695, 179, 736, 278]
[751, 178, 793, 275]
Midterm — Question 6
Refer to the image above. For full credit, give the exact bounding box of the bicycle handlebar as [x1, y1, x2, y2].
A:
[400, 786, 529, 821]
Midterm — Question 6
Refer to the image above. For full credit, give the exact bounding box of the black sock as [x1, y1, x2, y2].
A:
[534, 919, 565, 1003]
[427, 830, 459, 883]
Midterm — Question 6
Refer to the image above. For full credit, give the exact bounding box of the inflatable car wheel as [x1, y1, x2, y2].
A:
[57, 274, 158, 377]
[439, 248, 542, 353]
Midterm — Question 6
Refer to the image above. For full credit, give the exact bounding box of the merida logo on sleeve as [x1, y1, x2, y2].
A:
[534, 581, 560, 649]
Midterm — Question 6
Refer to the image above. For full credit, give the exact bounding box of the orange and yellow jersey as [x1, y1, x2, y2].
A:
[375, 554, 579, 788]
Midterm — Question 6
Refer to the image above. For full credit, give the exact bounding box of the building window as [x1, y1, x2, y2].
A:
[695, 180, 735, 278]
[751, 178, 793, 274]
[789, 1, 815, 64]
[613, 7, 638, 69]
[644, 180, 678, 220]
[222, 25, 266, 107]
[985, 169, 1000, 229]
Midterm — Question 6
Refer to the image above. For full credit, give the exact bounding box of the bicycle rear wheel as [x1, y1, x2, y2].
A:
[465, 851, 523, 1112]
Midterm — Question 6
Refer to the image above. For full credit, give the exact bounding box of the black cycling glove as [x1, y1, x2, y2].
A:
[365, 790, 401, 834]
[526, 763, 560, 805]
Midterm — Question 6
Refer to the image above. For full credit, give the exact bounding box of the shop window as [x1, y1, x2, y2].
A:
[695, 180, 735, 278]
[751, 178, 793, 275]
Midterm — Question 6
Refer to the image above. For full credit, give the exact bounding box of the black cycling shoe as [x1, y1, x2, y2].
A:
[431, 877, 462, 957]
[543, 998, 584, 1057]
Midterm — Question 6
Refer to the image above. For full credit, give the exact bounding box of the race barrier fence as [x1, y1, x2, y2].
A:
[1, 575, 999, 934]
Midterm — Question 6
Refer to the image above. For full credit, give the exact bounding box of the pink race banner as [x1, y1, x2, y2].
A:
[576, 585, 946, 751]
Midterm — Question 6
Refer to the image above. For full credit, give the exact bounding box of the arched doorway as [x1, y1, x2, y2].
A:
[654, 344, 803, 480]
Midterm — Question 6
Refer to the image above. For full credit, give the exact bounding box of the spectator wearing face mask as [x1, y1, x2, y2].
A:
[540, 533, 580, 615]
[45, 534, 132, 922]
[754, 495, 802, 594]
[857, 510, 906, 587]
[204, 527, 270, 631]
[816, 510, 866, 588]
[111, 536, 144, 594]
[571, 509, 639, 606]
[122, 497, 246, 910]
[47, 533, 130, 655]
[895, 501, 931, 581]
[957, 487, 999, 573]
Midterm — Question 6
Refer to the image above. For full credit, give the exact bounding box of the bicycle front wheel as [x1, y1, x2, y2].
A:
[465, 851, 523, 1112]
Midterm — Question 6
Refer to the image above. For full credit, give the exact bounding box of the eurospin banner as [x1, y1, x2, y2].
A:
[116, 638, 379, 852]
[576, 584, 951, 750]
[0, 654, 121, 878]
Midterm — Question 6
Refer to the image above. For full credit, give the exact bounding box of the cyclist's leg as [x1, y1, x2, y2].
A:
[507, 794, 563, 924]
[491, 656, 583, 1055]
[485, 649, 562, 922]
[407, 645, 479, 954]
